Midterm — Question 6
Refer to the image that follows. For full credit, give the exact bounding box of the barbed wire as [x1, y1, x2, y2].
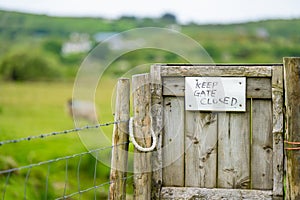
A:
[0, 120, 132, 200]
[0, 142, 128, 175]
[1, 142, 131, 199]
[0, 120, 126, 147]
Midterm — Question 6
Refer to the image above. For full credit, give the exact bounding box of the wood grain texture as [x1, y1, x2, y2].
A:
[163, 77, 271, 99]
[144, 64, 287, 199]
[217, 101, 251, 189]
[109, 78, 130, 200]
[160, 65, 272, 77]
[162, 77, 184, 96]
[132, 74, 152, 199]
[150, 65, 163, 199]
[284, 58, 300, 200]
[272, 65, 284, 198]
[247, 78, 272, 99]
[251, 100, 273, 190]
[185, 112, 217, 187]
[162, 97, 185, 187]
[161, 187, 273, 199]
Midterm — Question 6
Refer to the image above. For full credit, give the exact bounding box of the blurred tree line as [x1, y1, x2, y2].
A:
[0, 10, 299, 81]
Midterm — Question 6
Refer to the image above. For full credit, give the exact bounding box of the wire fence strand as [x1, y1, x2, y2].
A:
[63, 159, 69, 198]
[0, 142, 128, 175]
[54, 175, 134, 200]
[45, 164, 50, 200]
[93, 152, 99, 200]
[0, 121, 124, 147]
[0, 120, 131, 200]
[23, 167, 31, 200]
[285, 140, 300, 150]
[2, 172, 11, 200]
[77, 155, 83, 200]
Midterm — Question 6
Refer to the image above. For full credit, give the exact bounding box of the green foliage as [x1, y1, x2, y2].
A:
[0, 51, 61, 81]
[42, 39, 62, 54]
[104, 49, 187, 77]
[0, 9, 300, 81]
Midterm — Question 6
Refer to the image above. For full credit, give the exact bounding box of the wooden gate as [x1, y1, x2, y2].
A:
[149, 64, 284, 199]
[109, 63, 287, 200]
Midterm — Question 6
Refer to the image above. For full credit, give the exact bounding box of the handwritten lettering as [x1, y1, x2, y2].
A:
[194, 89, 217, 97]
[198, 97, 238, 106]
[193, 80, 239, 107]
[186, 77, 245, 111]
[195, 80, 218, 89]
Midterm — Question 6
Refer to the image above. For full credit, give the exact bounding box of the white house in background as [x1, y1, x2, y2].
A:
[61, 32, 92, 55]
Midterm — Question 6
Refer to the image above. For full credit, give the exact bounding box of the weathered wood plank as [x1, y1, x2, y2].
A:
[160, 65, 272, 77]
[218, 101, 251, 189]
[162, 77, 184, 96]
[109, 78, 130, 200]
[272, 65, 284, 198]
[251, 100, 273, 190]
[163, 77, 271, 99]
[284, 58, 300, 200]
[162, 97, 185, 186]
[150, 65, 163, 199]
[247, 78, 272, 99]
[160, 187, 273, 199]
[185, 112, 217, 187]
[132, 73, 152, 199]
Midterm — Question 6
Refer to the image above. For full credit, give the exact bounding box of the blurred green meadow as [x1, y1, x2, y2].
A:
[0, 80, 130, 199]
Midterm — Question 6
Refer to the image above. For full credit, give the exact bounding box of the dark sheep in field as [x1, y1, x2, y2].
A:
[67, 99, 98, 124]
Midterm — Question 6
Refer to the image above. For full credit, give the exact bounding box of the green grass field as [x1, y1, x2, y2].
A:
[0, 79, 129, 199]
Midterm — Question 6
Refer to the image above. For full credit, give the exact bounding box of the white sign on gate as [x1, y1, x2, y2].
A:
[185, 77, 246, 111]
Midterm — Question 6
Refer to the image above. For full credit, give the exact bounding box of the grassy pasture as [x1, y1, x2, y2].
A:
[0, 79, 126, 199]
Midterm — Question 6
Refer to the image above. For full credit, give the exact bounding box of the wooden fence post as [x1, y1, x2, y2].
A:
[150, 65, 163, 199]
[132, 73, 152, 200]
[109, 78, 130, 200]
[284, 57, 300, 200]
[272, 65, 284, 199]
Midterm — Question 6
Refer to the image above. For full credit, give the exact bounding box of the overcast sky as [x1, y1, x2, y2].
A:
[0, 0, 299, 24]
